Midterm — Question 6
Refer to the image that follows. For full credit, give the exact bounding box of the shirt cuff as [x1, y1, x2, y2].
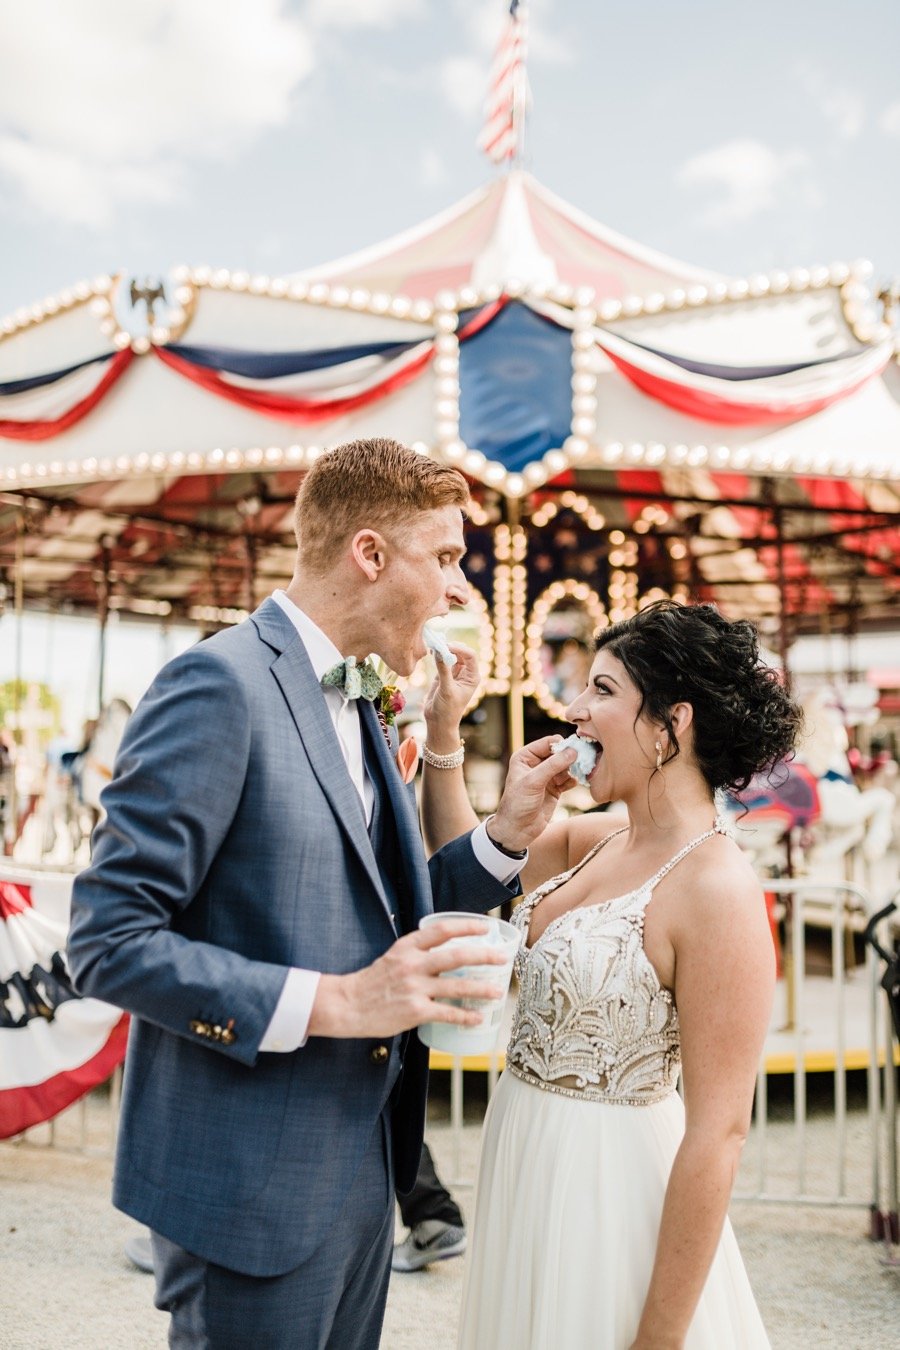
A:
[470, 819, 527, 886]
[259, 968, 322, 1052]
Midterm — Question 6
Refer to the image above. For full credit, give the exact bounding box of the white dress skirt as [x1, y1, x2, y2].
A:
[457, 827, 771, 1350]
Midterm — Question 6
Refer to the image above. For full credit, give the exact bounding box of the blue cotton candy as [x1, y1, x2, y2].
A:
[553, 733, 598, 787]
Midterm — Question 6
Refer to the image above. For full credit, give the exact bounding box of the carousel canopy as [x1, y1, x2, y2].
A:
[1, 171, 898, 636]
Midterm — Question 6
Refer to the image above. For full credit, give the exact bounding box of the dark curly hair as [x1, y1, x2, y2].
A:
[594, 600, 803, 794]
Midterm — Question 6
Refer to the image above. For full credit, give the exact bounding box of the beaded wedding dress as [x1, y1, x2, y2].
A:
[458, 826, 770, 1350]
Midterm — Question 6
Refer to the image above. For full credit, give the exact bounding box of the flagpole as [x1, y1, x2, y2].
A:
[511, 2, 529, 171]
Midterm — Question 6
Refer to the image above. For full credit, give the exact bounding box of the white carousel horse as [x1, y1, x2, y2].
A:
[52, 699, 132, 857]
[79, 698, 132, 818]
[797, 686, 895, 879]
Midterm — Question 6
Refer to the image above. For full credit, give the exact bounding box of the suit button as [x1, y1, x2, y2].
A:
[370, 1045, 389, 1065]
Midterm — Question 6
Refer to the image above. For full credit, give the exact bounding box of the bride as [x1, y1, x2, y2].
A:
[421, 600, 802, 1350]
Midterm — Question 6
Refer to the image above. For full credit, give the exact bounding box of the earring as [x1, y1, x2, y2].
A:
[655, 740, 663, 771]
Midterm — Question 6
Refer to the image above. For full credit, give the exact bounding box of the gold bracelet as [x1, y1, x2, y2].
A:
[422, 741, 465, 769]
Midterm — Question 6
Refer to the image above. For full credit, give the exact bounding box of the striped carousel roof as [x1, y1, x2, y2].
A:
[0, 173, 898, 632]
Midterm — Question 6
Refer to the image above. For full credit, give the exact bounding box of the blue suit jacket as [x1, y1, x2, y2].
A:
[67, 598, 514, 1276]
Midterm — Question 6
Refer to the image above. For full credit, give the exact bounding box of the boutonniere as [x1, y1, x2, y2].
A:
[379, 684, 405, 726]
[371, 662, 417, 780]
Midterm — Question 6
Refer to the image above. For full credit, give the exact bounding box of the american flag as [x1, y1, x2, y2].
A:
[477, 1, 529, 166]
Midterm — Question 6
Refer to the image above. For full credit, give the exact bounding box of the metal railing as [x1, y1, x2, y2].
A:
[9, 883, 898, 1252]
[732, 879, 876, 1208]
[432, 879, 896, 1217]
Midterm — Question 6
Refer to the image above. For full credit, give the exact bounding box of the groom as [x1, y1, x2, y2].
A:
[67, 437, 574, 1349]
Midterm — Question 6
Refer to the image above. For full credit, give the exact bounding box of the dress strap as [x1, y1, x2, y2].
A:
[571, 824, 629, 876]
[522, 823, 628, 918]
[643, 821, 724, 894]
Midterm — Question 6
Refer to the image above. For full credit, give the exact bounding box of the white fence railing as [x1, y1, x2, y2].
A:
[7, 881, 899, 1262]
[431, 880, 898, 1235]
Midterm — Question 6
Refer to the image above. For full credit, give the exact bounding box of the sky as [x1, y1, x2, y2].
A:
[1, 0, 899, 316]
[1, 0, 899, 733]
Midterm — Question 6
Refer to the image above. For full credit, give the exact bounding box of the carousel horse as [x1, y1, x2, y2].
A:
[78, 697, 132, 818]
[58, 698, 132, 853]
[727, 686, 896, 883]
[797, 686, 895, 877]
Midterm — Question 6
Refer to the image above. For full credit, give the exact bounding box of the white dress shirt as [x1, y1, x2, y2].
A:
[260, 590, 526, 1052]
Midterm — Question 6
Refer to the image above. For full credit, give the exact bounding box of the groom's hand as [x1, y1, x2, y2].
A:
[307, 918, 508, 1039]
[487, 735, 577, 854]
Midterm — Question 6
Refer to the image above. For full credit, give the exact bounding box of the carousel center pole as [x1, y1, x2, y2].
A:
[505, 492, 526, 753]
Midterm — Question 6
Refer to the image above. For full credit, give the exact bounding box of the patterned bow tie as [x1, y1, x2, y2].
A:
[321, 656, 383, 702]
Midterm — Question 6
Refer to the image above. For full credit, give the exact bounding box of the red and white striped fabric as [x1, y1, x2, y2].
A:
[477, 1, 529, 165]
[0, 869, 128, 1138]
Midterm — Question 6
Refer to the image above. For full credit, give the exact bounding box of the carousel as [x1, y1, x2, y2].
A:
[1, 27, 899, 1159]
[1, 165, 898, 885]
[1, 168, 898, 712]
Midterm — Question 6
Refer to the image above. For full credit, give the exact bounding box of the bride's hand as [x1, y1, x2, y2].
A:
[423, 643, 479, 748]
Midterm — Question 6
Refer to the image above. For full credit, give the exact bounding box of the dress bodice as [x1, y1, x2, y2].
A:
[507, 824, 721, 1106]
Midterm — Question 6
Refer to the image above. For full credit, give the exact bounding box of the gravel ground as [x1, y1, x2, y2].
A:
[1, 1079, 897, 1350]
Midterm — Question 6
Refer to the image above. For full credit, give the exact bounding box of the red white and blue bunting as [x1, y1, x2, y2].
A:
[0, 351, 133, 441]
[594, 328, 893, 426]
[0, 295, 891, 454]
[0, 870, 128, 1138]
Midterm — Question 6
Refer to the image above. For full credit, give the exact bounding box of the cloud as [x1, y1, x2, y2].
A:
[0, 0, 313, 227]
[456, 0, 573, 65]
[0, 136, 179, 229]
[880, 101, 900, 136]
[439, 56, 486, 120]
[677, 139, 816, 228]
[305, 0, 424, 28]
[420, 148, 448, 188]
[795, 60, 865, 141]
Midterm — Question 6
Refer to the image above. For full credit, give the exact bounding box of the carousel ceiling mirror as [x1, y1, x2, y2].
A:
[525, 581, 609, 721]
[391, 588, 495, 723]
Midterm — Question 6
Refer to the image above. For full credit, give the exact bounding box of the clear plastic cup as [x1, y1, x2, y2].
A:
[417, 911, 522, 1056]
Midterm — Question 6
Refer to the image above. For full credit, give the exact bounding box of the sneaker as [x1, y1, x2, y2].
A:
[124, 1234, 154, 1274]
[391, 1220, 467, 1272]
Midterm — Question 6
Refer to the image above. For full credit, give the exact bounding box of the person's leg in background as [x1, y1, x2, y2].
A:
[392, 1140, 467, 1273]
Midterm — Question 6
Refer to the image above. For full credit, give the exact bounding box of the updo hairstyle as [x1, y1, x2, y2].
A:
[594, 600, 803, 794]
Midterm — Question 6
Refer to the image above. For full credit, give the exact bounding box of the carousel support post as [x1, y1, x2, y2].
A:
[13, 512, 24, 733]
[236, 493, 261, 617]
[96, 539, 111, 715]
[5, 513, 25, 853]
[771, 491, 797, 1031]
[505, 494, 526, 754]
[244, 534, 257, 616]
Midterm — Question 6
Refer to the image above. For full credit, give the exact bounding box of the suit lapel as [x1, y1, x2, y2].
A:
[253, 600, 392, 918]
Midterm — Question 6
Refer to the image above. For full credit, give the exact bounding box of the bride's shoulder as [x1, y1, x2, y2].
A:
[673, 836, 764, 931]
[520, 811, 626, 893]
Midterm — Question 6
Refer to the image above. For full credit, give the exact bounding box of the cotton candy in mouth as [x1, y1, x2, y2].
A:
[553, 733, 599, 787]
[423, 624, 457, 666]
